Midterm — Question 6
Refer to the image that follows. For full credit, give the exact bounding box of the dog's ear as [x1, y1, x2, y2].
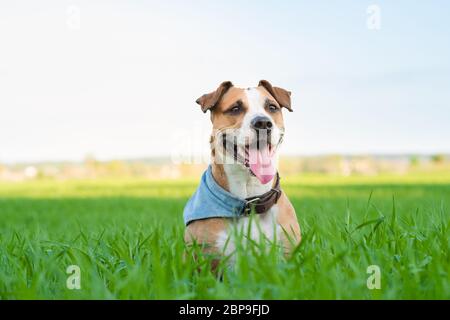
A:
[258, 80, 292, 112]
[196, 81, 234, 113]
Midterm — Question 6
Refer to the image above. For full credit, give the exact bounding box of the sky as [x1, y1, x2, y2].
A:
[0, 0, 449, 163]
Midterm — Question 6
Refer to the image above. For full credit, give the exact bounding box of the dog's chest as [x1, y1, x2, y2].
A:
[216, 205, 282, 256]
[216, 165, 282, 255]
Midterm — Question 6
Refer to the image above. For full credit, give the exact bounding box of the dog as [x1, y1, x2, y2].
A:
[183, 80, 301, 262]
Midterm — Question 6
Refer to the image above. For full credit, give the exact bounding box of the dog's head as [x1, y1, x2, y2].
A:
[196, 80, 293, 184]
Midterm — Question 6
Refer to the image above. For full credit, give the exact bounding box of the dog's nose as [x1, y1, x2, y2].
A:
[251, 116, 273, 131]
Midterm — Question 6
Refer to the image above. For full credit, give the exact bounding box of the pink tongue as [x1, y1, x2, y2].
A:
[248, 148, 276, 184]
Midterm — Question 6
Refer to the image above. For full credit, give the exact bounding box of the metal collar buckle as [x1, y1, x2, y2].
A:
[243, 197, 260, 214]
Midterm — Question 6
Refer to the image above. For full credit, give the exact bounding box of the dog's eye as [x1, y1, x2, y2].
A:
[227, 105, 242, 115]
[268, 104, 279, 113]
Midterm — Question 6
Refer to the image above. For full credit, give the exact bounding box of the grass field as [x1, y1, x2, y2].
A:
[0, 171, 449, 299]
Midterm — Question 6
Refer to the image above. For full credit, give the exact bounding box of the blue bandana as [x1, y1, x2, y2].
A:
[183, 165, 248, 225]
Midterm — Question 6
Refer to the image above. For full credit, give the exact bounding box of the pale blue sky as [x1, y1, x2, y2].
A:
[0, 1, 449, 163]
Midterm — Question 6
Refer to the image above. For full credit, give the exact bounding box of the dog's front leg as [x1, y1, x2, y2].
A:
[184, 218, 227, 275]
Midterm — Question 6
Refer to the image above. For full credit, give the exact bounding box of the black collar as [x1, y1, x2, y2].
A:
[243, 173, 282, 214]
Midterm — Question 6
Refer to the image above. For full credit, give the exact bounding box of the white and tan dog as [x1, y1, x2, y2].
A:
[184, 80, 301, 261]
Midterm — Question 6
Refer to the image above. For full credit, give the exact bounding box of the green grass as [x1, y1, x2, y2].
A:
[0, 172, 449, 299]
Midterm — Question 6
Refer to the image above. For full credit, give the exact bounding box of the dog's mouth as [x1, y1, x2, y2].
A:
[222, 134, 277, 184]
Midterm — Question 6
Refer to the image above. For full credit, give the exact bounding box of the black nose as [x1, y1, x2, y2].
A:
[251, 116, 273, 130]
